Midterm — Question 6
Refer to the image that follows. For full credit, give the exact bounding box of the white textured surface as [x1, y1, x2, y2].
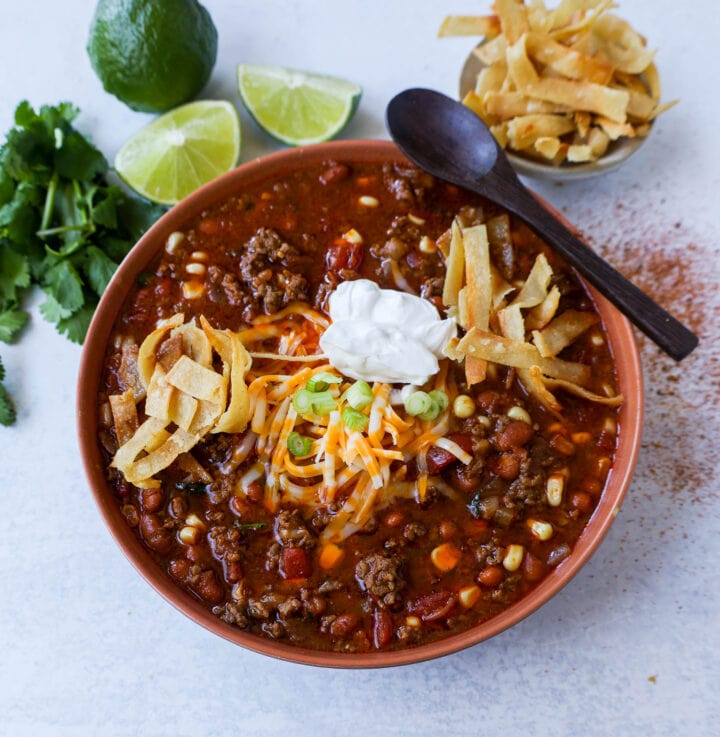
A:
[1, 2, 718, 735]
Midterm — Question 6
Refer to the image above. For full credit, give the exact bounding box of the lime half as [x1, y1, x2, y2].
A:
[237, 64, 362, 146]
[115, 100, 240, 205]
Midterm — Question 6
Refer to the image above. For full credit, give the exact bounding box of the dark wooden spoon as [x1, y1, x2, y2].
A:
[386, 88, 698, 361]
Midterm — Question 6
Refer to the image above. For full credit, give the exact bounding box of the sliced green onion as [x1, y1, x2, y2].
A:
[344, 380, 373, 410]
[292, 388, 315, 414]
[428, 390, 449, 413]
[306, 371, 342, 393]
[342, 407, 369, 431]
[310, 390, 337, 415]
[404, 391, 433, 417]
[417, 401, 441, 422]
[287, 431, 313, 457]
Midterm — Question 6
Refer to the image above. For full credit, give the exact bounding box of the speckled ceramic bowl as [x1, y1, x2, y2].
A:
[77, 140, 643, 668]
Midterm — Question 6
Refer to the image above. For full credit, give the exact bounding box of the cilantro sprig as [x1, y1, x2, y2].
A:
[0, 101, 165, 423]
[0, 356, 15, 426]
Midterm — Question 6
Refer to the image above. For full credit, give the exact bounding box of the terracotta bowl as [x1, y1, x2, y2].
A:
[77, 139, 643, 668]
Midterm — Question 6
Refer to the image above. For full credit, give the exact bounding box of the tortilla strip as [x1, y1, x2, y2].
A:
[187, 399, 224, 437]
[168, 391, 199, 432]
[463, 224, 492, 385]
[213, 330, 252, 434]
[474, 64, 508, 98]
[484, 91, 568, 119]
[526, 365, 563, 413]
[165, 355, 226, 404]
[172, 320, 212, 367]
[177, 453, 213, 483]
[144, 365, 175, 421]
[532, 310, 599, 357]
[567, 144, 593, 162]
[506, 34, 539, 90]
[438, 14, 500, 37]
[111, 417, 168, 472]
[534, 136, 561, 159]
[495, 0, 529, 44]
[442, 219, 465, 307]
[595, 116, 636, 140]
[544, 377, 624, 406]
[507, 114, 576, 149]
[525, 286, 561, 329]
[118, 339, 146, 402]
[123, 428, 200, 485]
[457, 327, 591, 386]
[474, 34, 508, 65]
[108, 390, 139, 446]
[509, 253, 553, 308]
[525, 78, 629, 123]
[137, 313, 185, 389]
[525, 32, 614, 85]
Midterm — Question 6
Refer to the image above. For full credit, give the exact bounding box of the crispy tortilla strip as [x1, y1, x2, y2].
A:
[498, 303, 525, 341]
[144, 365, 175, 421]
[188, 399, 224, 437]
[490, 264, 515, 311]
[595, 116, 635, 140]
[475, 34, 508, 65]
[474, 63, 508, 97]
[496, 0, 529, 44]
[108, 390, 139, 446]
[534, 136, 561, 159]
[507, 114, 576, 149]
[457, 327, 591, 385]
[588, 126, 610, 158]
[177, 453, 213, 483]
[643, 62, 661, 102]
[463, 91, 493, 125]
[532, 310, 599, 357]
[442, 219, 465, 307]
[526, 32, 614, 85]
[168, 391, 198, 432]
[567, 144, 593, 162]
[510, 253, 553, 308]
[624, 88, 655, 120]
[145, 428, 171, 453]
[213, 331, 252, 434]
[463, 224, 492, 385]
[525, 78, 629, 122]
[137, 313, 185, 389]
[457, 287, 469, 329]
[648, 99, 678, 121]
[490, 122, 510, 148]
[111, 417, 168, 472]
[484, 91, 568, 119]
[438, 14, 500, 37]
[575, 111, 592, 138]
[544, 376, 624, 406]
[525, 285, 561, 329]
[592, 14, 655, 74]
[550, 0, 614, 40]
[172, 320, 212, 367]
[118, 339, 145, 402]
[549, 0, 608, 30]
[526, 365, 563, 412]
[165, 355, 226, 404]
[506, 34, 539, 89]
[123, 428, 200, 485]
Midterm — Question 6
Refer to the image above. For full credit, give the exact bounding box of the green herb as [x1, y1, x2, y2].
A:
[428, 390, 449, 414]
[233, 521, 268, 531]
[175, 481, 208, 495]
[292, 388, 315, 414]
[287, 431, 313, 457]
[0, 101, 165, 347]
[306, 371, 341, 393]
[342, 406, 368, 432]
[0, 356, 15, 426]
[343, 380, 372, 410]
[404, 390, 433, 417]
[292, 387, 336, 416]
[309, 390, 337, 415]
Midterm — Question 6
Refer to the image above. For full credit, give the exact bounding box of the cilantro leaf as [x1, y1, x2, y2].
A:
[39, 292, 73, 323]
[83, 246, 118, 297]
[0, 246, 30, 304]
[0, 309, 29, 343]
[57, 303, 95, 344]
[0, 356, 15, 426]
[43, 259, 85, 313]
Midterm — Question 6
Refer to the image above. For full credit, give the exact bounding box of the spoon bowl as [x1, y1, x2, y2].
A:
[386, 88, 697, 361]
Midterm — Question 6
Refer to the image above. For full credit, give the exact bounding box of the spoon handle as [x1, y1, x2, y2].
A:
[508, 185, 698, 361]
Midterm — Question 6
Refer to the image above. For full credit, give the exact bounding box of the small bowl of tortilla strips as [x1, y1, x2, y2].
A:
[440, 0, 678, 179]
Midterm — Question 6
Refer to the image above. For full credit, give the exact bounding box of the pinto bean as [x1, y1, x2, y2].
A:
[384, 511, 405, 528]
[139, 513, 173, 554]
[280, 547, 311, 579]
[246, 481, 264, 502]
[140, 487, 164, 513]
[195, 570, 224, 604]
[491, 453, 521, 481]
[494, 420, 534, 451]
[448, 463, 480, 493]
[407, 591, 457, 622]
[477, 565, 504, 587]
[225, 559, 243, 584]
[439, 520, 459, 540]
[523, 552, 546, 582]
[330, 613, 359, 637]
[169, 558, 190, 581]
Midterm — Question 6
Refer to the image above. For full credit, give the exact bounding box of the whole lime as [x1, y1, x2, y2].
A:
[87, 0, 218, 113]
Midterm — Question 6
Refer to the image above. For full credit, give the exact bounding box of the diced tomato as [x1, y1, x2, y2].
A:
[373, 608, 392, 649]
[407, 591, 457, 622]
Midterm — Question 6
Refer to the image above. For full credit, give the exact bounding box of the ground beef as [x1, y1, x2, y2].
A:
[208, 476, 234, 504]
[403, 523, 427, 541]
[396, 624, 421, 646]
[274, 510, 316, 548]
[215, 602, 249, 628]
[420, 276, 444, 299]
[375, 236, 408, 261]
[238, 228, 309, 315]
[206, 265, 245, 307]
[355, 553, 405, 608]
[386, 215, 421, 243]
[382, 163, 433, 205]
[265, 542, 281, 571]
[277, 597, 303, 618]
[261, 621, 285, 639]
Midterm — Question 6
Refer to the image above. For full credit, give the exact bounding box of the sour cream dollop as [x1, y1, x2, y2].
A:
[319, 279, 456, 385]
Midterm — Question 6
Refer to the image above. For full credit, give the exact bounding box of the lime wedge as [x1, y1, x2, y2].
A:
[237, 64, 362, 146]
[114, 100, 241, 205]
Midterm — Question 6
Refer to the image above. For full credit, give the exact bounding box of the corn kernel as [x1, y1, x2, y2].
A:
[358, 195, 379, 207]
[343, 228, 363, 244]
[507, 406, 532, 424]
[408, 213, 426, 225]
[185, 262, 206, 276]
[571, 432, 592, 445]
[418, 235, 436, 254]
[190, 250, 208, 262]
[590, 332, 605, 346]
[165, 231, 185, 254]
[182, 281, 205, 300]
[431, 543, 462, 572]
[546, 474, 565, 507]
[453, 394, 476, 418]
[475, 415, 492, 428]
[603, 417, 617, 435]
[459, 585, 481, 608]
[503, 544, 525, 572]
[185, 513, 205, 530]
[179, 526, 200, 545]
[406, 616, 421, 628]
[596, 456, 612, 480]
[527, 519, 554, 541]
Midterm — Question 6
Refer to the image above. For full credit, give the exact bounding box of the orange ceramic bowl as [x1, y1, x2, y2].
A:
[77, 140, 643, 668]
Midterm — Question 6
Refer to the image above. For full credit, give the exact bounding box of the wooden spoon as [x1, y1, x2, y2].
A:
[386, 88, 698, 360]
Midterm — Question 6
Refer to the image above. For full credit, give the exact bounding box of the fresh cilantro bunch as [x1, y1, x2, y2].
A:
[0, 101, 165, 424]
[0, 101, 164, 343]
[0, 356, 14, 425]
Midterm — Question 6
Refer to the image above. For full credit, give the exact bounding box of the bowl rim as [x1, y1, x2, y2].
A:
[77, 139, 643, 668]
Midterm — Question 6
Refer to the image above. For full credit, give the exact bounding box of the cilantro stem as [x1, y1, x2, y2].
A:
[36, 223, 92, 237]
[40, 171, 59, 231]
